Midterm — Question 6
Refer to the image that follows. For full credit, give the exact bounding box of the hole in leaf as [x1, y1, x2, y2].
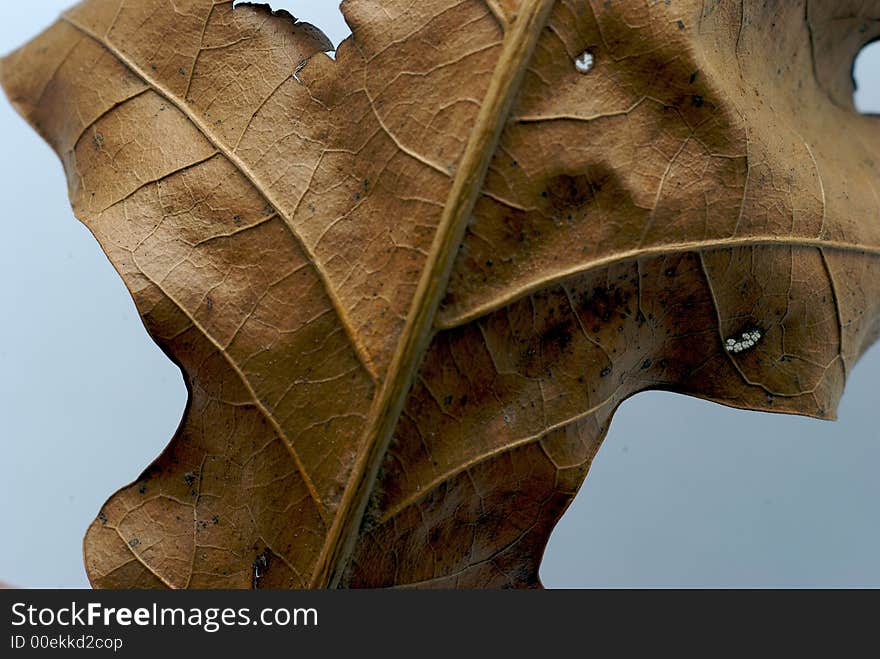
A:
[232, 1, 352, 57]
[853, 39, 880, 114]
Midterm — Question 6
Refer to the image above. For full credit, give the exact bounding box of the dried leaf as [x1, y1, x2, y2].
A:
[2, 0, 879, 589]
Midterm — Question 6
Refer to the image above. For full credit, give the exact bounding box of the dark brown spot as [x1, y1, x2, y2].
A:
[541, 321, 574, 353]
[252, 549, 271, 589]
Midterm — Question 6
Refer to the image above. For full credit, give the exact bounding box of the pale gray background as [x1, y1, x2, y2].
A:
[0, 2, 877, 589]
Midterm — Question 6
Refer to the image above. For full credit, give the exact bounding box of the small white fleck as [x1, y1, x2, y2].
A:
[574, 51, 594, 74]
[725, 327, 764, 354]
[293, 59, 308, 83]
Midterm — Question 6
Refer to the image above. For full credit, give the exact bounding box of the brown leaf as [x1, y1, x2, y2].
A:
[2, 0, 879, 589]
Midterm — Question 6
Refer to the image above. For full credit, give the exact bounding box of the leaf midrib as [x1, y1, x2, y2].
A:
[311, 0, 560, 588]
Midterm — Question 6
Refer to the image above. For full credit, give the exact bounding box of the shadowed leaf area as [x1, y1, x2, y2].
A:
[2, 0, 879, 588]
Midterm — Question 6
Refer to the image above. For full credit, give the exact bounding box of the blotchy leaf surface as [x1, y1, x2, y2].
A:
[2, 0, 879, 588]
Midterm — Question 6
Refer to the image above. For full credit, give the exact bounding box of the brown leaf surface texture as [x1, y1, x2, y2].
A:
[2, 0, 879, 588]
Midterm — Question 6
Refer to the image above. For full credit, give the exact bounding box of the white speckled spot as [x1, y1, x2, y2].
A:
[574, 51, 594, 74]
[725, 328, 763, 354]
